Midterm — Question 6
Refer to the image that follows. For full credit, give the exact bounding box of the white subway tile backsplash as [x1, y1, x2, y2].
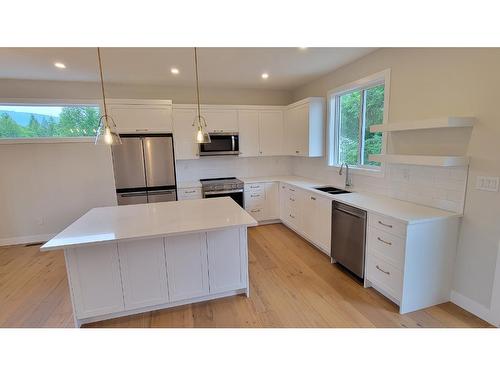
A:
[292, 157, 467, 214]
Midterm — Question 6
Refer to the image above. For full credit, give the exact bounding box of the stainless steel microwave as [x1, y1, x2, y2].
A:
[199, 132, 239, 156]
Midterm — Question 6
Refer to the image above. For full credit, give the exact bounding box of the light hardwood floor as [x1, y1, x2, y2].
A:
[0, 224, 491, 328]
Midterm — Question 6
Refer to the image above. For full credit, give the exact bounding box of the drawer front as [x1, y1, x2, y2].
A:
[366, 254, 403, 301]
[368, 213, 407, 238]
[178, 188, 202, 200]
[244, 190, 265, 207]
[247, 206, 266, 221]
[367, 226, 405, 269]
[245, 183, 265, 193]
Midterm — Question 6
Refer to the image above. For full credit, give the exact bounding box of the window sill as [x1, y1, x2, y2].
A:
[329, 164, 385, 178]
[0, 137, 96, 145]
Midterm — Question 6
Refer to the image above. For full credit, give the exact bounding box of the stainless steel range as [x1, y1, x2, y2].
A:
[200, 177, 244, 207]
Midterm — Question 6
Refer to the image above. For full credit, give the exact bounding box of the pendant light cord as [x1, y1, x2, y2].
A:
[194, 47, 202, 122]
[97, 47, 108, 118]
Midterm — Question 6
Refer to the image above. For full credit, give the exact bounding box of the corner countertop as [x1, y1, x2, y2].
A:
[238, 175, 461, 224]
[41, 197, 257, 251]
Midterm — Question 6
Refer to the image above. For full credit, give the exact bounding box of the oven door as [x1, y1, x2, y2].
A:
[203, 190, 244, 207]
[199, 133, 239, 156]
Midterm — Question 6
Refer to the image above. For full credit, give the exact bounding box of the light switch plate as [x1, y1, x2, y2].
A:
[476, 176, 499, 192]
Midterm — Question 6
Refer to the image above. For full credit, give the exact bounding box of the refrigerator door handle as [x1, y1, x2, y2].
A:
[120, 192, 148, 197]
[148, 190, 175, 196]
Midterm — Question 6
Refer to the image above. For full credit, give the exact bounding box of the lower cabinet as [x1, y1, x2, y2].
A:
[118, 238, 169, 309]
[164, 233, 210, 302]
[207, 228, 246, 293]
[279, 183, 332, 255]
[65, 243, 125, 319]
[244, 182, 280, 222]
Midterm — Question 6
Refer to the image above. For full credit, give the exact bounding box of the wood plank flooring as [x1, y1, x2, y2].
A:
[0, 224, 491, 328]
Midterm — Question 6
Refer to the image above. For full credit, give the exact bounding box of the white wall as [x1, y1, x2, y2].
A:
[0, 141, 116, 245]
[176, 156, 292, 182]
[291, 48, 500, 311]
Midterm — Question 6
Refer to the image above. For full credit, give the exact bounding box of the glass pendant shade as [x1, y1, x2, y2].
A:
[95, 115, 122, 145]
[193, 115, 211, 144]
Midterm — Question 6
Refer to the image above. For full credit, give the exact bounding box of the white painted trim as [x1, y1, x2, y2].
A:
[0, 98, 102, 106]
[107, 99, 172, 106]
[0, 233, 55, 247]
[450, 290, 496, 326]
[173, 103, 287, 111]
[488, 241, 500, 327]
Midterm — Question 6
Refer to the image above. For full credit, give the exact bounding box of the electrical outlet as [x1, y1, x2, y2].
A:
[402, 168, 410, 182]
[476, 176, 499, 192]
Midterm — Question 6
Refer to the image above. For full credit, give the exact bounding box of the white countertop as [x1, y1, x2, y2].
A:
[238, 175, 461, 224]
[41, 197, 257, 251]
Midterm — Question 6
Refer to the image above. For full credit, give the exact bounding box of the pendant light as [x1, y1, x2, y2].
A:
[95, 47, 122, 146]
[192, 47, 211, 144]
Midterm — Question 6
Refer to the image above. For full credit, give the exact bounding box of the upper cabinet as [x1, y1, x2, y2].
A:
[259, 111, 284, 156]
[238, 109, 284, 157]
[284, 97, 325, 157]
[172, 107, 199, 160]
[202, 108, 238, 133]
[107, 99, 173, 134]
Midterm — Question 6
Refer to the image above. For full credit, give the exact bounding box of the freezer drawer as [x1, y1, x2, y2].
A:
[143, 136, 176, 188]
[117, 191, 148, 205]
[147, 189, 177, 203]
[112, 137, 147, 189]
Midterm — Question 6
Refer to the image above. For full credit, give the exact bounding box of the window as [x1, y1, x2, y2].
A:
[0, 104, 101, 139]
[328, 70, 388, 170]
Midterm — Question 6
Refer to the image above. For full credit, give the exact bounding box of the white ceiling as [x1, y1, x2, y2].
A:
[0, 48, 376, 90]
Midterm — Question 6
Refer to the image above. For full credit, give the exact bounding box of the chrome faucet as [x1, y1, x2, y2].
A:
[339, 163, 352, 188]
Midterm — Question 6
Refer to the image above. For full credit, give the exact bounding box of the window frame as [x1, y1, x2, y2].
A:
[0, 98, 104, 144]
[327, 69, 391, 177]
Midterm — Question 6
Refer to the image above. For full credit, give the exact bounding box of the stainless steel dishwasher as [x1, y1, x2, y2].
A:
[331, 201, 367, 279]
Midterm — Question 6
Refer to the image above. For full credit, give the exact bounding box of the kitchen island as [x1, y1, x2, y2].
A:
[41, 197, 257, 327]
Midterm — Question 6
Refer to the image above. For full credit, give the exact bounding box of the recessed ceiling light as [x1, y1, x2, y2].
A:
[171, 67, 179, 75]
[54, 62, 66, 69]
[298, 47, 308, 50]
[261, 73, 269, 79]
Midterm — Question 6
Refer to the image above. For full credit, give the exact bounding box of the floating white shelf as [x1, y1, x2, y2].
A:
[369, 154, 469, 167]
[370, 116, 475, 133]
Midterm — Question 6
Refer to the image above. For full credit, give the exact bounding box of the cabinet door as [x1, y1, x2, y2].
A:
[286, 104, 309, 156]
[164, 233, 209, 301]
[279, 183, 289, 222]
[203, 109, 238, 132]
[109, 104, 173, 133]
[238, 110, 260, 157]
[66, 244, 124, 319]
[118, 238, 169, 309]
[264, 182, 280, 220]
[316, 194, 332, 254]
[207, 228, 245, 293]
[172, 108, 199, 160]
[301, 193, 317, 240]
[259, 111, 284, 156]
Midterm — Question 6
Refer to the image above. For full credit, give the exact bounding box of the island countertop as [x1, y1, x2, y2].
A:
[41, 197, 257, 251]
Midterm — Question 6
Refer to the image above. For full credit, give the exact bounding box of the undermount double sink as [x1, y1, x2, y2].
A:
[314, 186, 352, 195]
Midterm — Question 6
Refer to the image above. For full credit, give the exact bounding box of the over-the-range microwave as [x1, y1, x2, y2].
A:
[199, 132, 239, 156]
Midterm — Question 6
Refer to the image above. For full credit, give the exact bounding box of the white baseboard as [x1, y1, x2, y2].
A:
[0, 233, 55, 247]
[450, 290, 497, 326]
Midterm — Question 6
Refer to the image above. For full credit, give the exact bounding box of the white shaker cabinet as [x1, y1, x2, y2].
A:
[244, 182, 280, 222]
[108, 99, 173, 134]
[207, 228, 247, 293]
[118, 238, 169, 309]
[177, 187, 203, 200]
[172, 107, 199, 160]
[259, 111, 284, 156]
[285, 97, 324, 157]
[164, 233, 210, 302]
[65, 243, 125, 319]
[238, 110, 260, 157]
[202, 109, 238, 133]
[300, 191, 332, 255]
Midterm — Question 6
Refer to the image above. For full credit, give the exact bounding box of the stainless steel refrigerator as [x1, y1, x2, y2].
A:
[111, 134, 177, 205]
